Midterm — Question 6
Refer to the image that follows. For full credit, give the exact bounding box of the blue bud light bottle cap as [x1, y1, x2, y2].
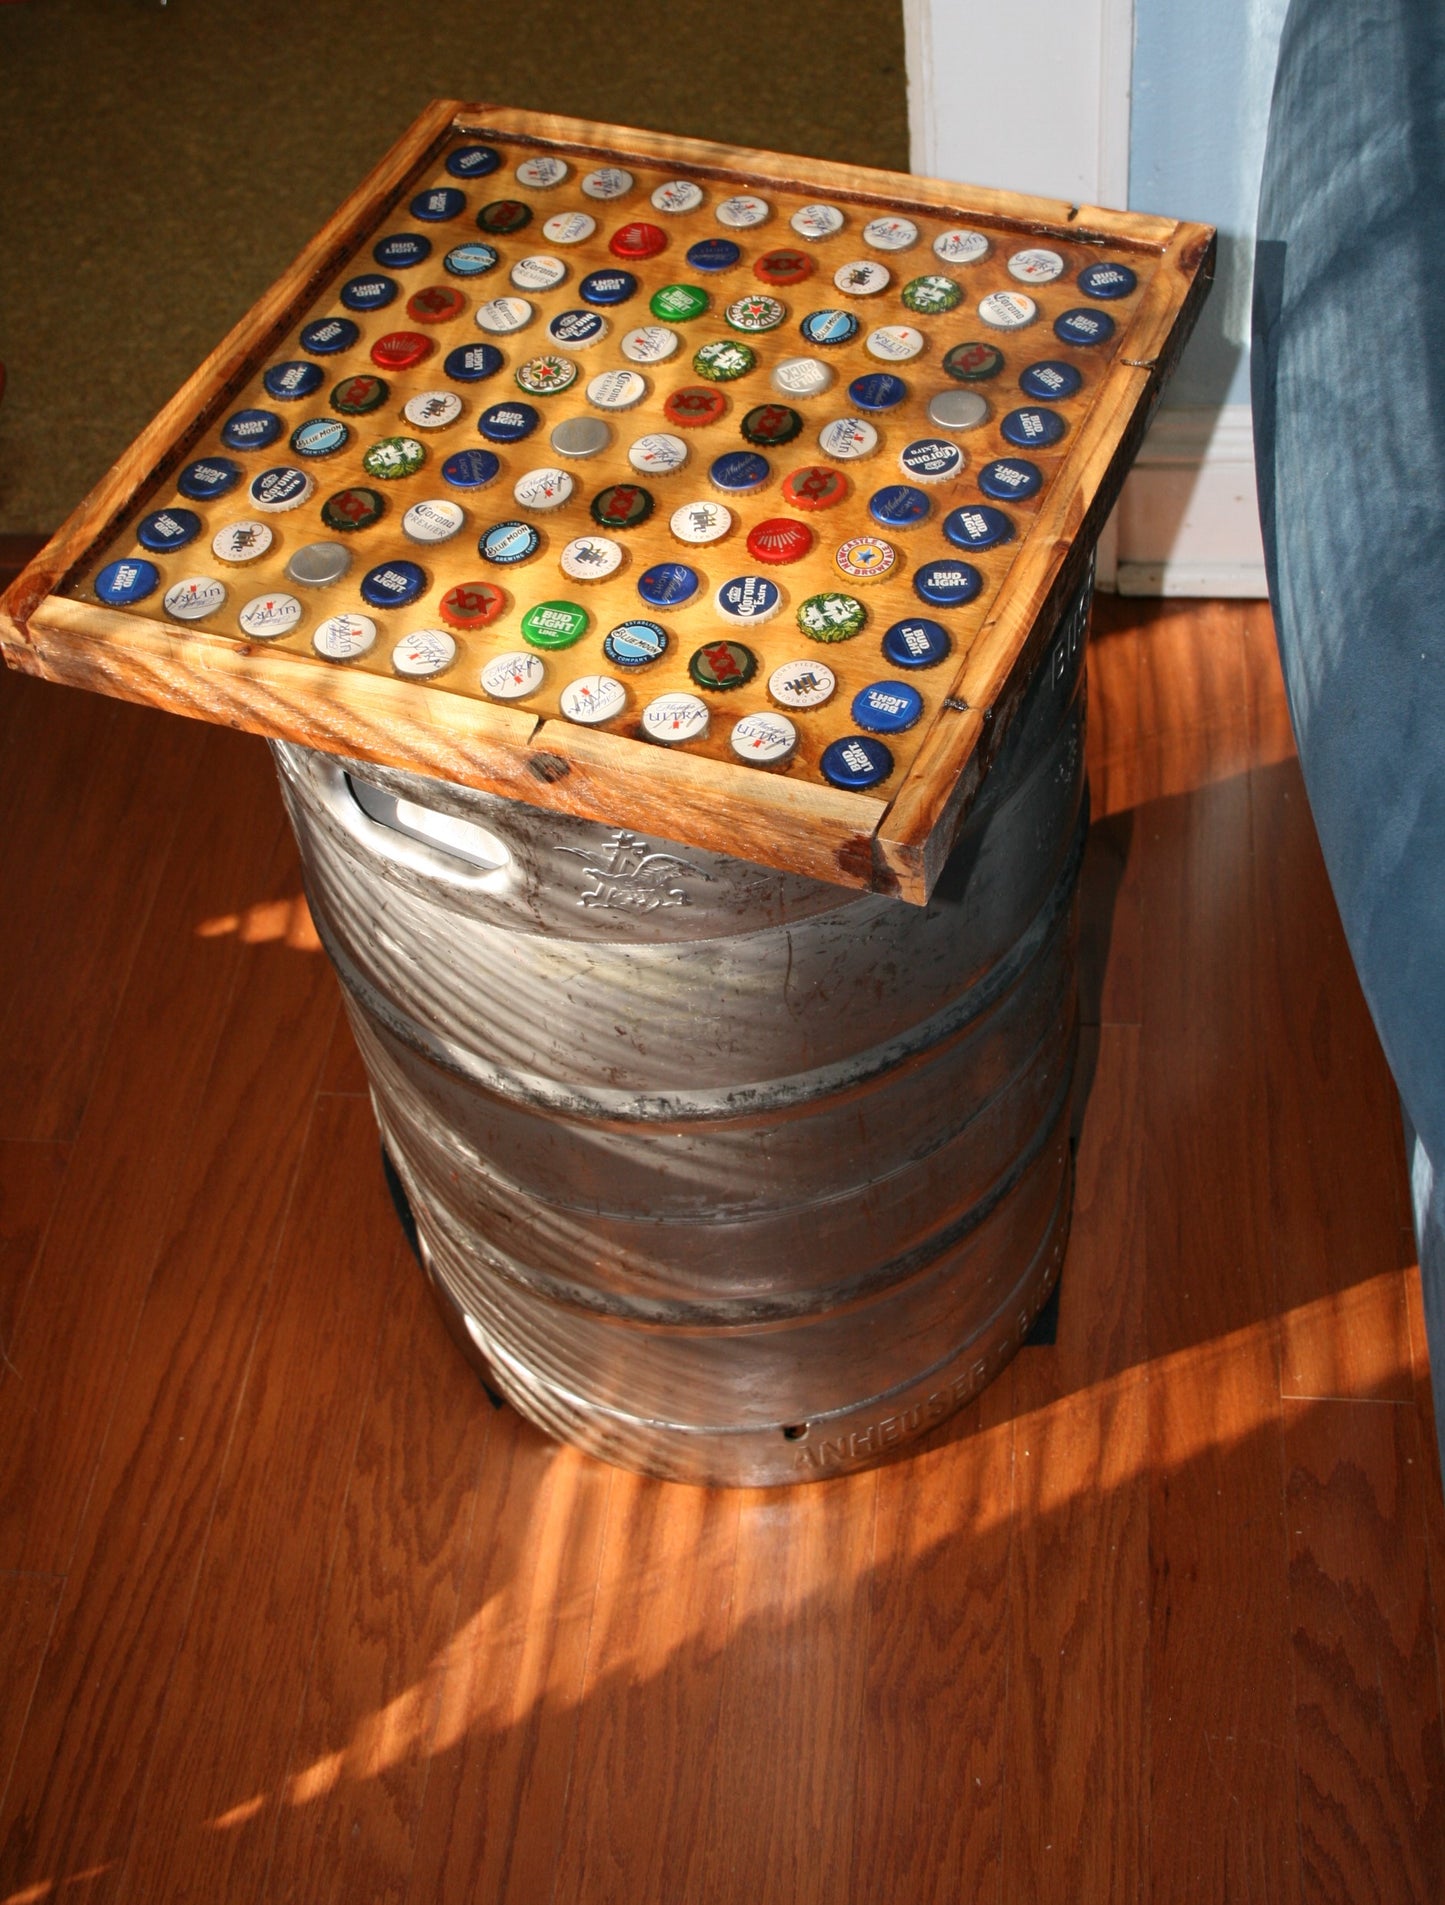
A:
[373, 232, 432, 269]
[852, 679, 924, 732]
[978, 457, 1044, 502]
[221, 408, 283, 452]
[177, 456, 242, 501]
[881, 616, 952, 668]
[299, 316, 360, 356]
[1078, 260, 1137, 300]
[360, 559, 427, 609]
[478, 402, 541, 443]
[446, 143, 502, 180]
[340, 273, 399, 311]
[411, 185, 467, 221]
[444, 342, 504, 382]
[1053, 306, 1116, 347]
[1019, 359, 1082, 401]
[262, 360, 325, 402]
[1000, 406, 1066, 450]
[94, 556, 161, 605]
[943, 503, 1014, 551]
[820, 733, 894, 789]
[136, 507, 202, 553]
[913, 559, 983, 608]
[579, 268, 639, 306]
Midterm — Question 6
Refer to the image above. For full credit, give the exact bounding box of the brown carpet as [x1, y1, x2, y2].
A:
[0, 0, 908, 536]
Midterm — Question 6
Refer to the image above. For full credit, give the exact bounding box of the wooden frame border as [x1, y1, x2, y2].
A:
[0, 102, 1213, 902]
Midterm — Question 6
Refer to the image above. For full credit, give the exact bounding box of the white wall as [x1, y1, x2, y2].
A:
[904, 0, 1282, 596]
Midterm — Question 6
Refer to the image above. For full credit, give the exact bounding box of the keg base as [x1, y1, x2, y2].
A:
[415, 1157, 1072, 1489]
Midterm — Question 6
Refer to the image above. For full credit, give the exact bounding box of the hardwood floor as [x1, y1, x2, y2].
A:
[0, 596, 1440, 1903]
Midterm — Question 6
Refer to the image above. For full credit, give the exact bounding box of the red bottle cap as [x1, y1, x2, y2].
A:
[754, 247, 815, 287]
[781, 465, 849, 511]
[439, 580, 507, 629]
[746, 517, 815, 564]
[406, 284, 467, 324]
[663, 385, 728, 429]
[370, 331, 435, 370]
[610, 221, 667, 260]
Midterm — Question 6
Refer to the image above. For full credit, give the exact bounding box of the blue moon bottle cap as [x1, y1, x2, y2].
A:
[95, 556, 161, 605]
[799, 308, 861, 347]
[852, 679, 924, 733]
[978, 457, 1044, 502]
[1078, 260, 1137, 299]
[913, 559, 983, 607]
[444, 241, 501, 278]
[820, 733, 894, 790]
[848, 371, 908, 411]
[1000, 406, 1067, 450]
[444, 342, 504, 382]
[868, 484, 931, 530]
[340, 273, 399, 311]
[411, 184, 467, 221]
[262, 360, 324, 402]
[136, 506, 202, 553]
[221, 408, 283, 451]
[291, 418, 350, 458]
[637, 560, 701, 609]
[373, 232, 432, 269]
[882, 616, 952, 668]
[299, 316, 360, 356]
[446, 143, 502, 179]
[441, 448, 501, 489]
[360, 559, 427, 609]
[1019, 359, 1082, 401]
[478, 519, 542, 564]
[178, 456, 241, 501]
[943, 503, 1015, 551]
[478, 401, 541, 443]
[602, 619, 670, 667]
[1054, 306, 1116, 347]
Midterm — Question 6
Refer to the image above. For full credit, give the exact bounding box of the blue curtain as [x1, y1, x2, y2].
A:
[1253, 0, 1445, 1469]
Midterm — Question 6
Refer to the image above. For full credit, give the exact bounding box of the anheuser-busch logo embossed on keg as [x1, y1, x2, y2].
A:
[559, 830, 714, 912]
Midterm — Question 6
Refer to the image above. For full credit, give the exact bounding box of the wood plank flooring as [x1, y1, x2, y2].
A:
[0, 596, 1441, 1902]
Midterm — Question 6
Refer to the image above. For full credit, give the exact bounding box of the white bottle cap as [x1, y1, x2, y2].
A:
[619, 326, 679, 365]
[559, 674, 627, 724]
[978, 289, 1038, 330]
[651, 179, 704, 214]
[628, 432, 688, 475]
[211, 520, 274, 564]
[770, 356, 833, 398]
[543, 211, 597, 244]
[513, 467, 575, 511]
[560, 535, 624, 582]
[313, 611, 377, 660]
[238, 591, 302, 638]
[581, 166, 633, 200]
[481, 650, 546, 699]
[818, 416, 879, 460]
[391, 628, 458, 678]
[833, 260, 891, 297]
[730, 711, 797, 764]
[587, 367, 649, 409]
[475, 296, 534, 334]
[402, 498, 466, 543]
[402, 389, 464, 429]
[768, 657, 836, 708]
[669, 499, 733, 545]
[865, 325, 925, 362]
[934, 228, 991, 265]
[163, 574, 227, 620]
[863, 216, 918, 251]
[642, 691, 709, 743]
[790, 203, 845, 241]
[515, 155, 568, 189]
[716, 194, 770, 229]
[510, 253, 568, 291]
[1008, 247, 1065, 284]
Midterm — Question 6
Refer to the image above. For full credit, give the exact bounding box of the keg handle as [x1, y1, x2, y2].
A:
[308, 757, 516, 893]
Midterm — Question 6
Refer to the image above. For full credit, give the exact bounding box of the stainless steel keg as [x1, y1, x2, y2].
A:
[274, 575, 1091, 1486]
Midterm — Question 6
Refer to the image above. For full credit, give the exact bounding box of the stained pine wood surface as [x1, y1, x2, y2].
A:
[1, 595, 1442, 1903]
